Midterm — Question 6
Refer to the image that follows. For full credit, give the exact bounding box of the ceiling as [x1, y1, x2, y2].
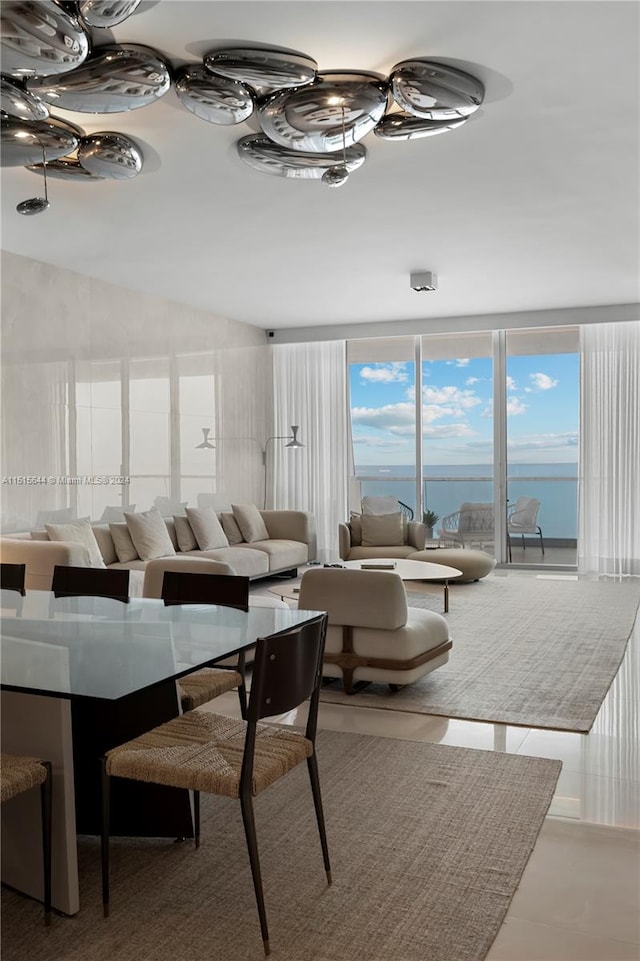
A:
[1, 1, 638, 332]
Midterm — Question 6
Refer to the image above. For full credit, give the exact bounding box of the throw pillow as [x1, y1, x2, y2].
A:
[45, 519, 106, 568]
[91, 524, 118, 566]
[349, 514, 362, 546]
[360, 512, 404, 547]
[109, 523, 140, 563]
[173, 514, 198, 552]
[220, 511, 245, 545]
[185, 507, 229, 550]
[232, 503, 269, 543]
[124, 508, 176, 561]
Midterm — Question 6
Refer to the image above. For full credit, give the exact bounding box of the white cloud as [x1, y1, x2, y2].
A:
[423, 423, 475, 438]
[455, 358, 470, 367]
[360, 363, 409, 384]
[353, 434, 408, 449]
[506, 375, 517, 390]
[507, 397, 527, 415]
[351, 402, 415, 432]
[466, 376, 479, 386]
[529, 372, 558, 391]
[423, 385, 482, 411]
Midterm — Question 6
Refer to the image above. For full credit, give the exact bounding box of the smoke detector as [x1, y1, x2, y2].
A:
[410, 271, 438, 292]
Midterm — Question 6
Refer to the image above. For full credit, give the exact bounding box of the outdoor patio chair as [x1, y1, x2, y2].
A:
[507, 497, 544, 561]
[438, 502, 494, 549]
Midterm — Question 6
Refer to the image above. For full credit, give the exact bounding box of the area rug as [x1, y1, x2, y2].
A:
[0, 730, 561, 961]
[319, 575, 640, 733]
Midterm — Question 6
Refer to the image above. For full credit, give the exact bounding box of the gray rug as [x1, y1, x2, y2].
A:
[320, 575, 640, 732]
[1, 730, 561, 961]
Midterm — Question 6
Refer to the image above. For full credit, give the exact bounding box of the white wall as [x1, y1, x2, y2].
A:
[1, 251, 271, 531]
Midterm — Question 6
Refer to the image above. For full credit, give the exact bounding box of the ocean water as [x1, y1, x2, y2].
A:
[356, 463, 578, 539]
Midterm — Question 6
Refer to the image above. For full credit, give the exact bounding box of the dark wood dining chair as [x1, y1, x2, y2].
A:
[0, 753, 53, 925]
[51, 565, 130, 603]
[0, 562, 27, 615]
[161, 570, 250, 716]
[100, 612, 330, 957]
[0, 562, 26, 595]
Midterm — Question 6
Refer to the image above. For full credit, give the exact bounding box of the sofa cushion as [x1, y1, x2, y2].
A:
[185, 507, 229, 550]
[109, 523, 139, 563]
[184, 547, 269, 577]
[220, 511, 244, 545]
[173, 514, 198, 552]
[45, 519, 106, 569]
[91, 524, 118, 566]
[235, 539, 307, 570]
[360, 512, 404, 547]
[232, 503, 269, 543]
[30, 530, 50, 541]
[346, 545, 417, 560]
[124, 508, 176, 561]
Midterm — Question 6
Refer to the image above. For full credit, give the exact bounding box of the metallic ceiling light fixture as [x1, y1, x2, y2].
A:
[16, 146, 50, 215]
[1, 1, 485, 197]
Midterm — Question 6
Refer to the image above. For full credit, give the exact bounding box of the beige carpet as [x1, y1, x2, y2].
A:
[319, 575, 640, 732]
[1, 730, 561, 961]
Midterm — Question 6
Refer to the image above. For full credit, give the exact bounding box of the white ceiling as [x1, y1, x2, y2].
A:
[1, 1, 639, 331]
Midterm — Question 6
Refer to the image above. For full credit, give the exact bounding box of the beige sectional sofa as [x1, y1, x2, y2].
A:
[0, 507, 317, 593]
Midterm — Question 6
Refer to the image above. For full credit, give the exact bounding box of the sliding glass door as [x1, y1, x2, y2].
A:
[347, 326, 579, 567]
[348, 338, 418, 517]
[421, 331, 494, 542]
[505, 327, 579, 566]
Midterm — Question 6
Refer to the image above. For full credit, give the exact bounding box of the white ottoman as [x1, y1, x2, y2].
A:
[408, 548, 496, 582]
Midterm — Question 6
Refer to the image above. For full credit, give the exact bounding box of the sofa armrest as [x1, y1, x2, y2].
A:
[406, 521, 426, 550]
[0, 537, 93, 591]
[338, 522, 352, 560]
[259, 510, 317, 560]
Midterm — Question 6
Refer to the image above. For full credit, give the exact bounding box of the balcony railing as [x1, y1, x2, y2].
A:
[355, 473, 578, 541]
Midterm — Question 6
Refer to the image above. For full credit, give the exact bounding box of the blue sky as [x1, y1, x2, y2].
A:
[350, 353, 579, 466]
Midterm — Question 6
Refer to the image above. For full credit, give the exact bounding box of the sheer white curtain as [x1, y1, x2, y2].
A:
[579, 321, 640, 576]
[271, 341, 348, 562]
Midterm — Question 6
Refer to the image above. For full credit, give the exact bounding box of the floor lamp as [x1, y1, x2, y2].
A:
[261, 426, 304, 509]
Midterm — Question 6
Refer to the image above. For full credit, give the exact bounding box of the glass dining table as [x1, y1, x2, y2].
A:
[0, 589, 323, 915]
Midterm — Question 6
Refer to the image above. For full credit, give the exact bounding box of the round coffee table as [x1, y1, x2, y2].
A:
[342, 558, 462, 612]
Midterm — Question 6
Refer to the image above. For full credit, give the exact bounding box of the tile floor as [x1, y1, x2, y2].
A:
[216, 569, 640, 961]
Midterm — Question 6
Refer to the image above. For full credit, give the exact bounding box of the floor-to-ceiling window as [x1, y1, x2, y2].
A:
[421, 331, 494, 538]
[348, 326, 579, 567]
[348, 337, 418, 515]
[505, 327, 579, 565]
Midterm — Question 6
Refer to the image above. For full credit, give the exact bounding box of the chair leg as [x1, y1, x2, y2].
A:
[100, 758, 110, 918]
[306, 753, 332, 885]
[193, 790, 200, 849]
[40, 761, 52, 926]
[538, 527, 545, 555]
[237, 652, 248, 720]
[240, 789, 270, 956]
[507, 534, 512, 563]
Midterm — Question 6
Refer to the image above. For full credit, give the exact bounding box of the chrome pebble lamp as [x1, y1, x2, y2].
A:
[1, 1, 486, 198]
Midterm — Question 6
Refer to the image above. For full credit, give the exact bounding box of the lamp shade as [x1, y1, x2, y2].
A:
[284, 425, 304, 449]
